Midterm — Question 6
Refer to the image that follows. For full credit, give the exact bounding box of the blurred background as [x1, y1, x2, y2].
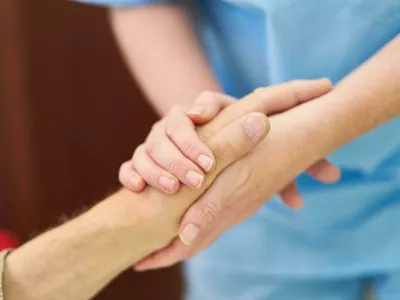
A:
[0, 0, 182, 298]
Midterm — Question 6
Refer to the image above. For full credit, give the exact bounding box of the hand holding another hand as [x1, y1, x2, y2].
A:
[128, 79, 340, 270]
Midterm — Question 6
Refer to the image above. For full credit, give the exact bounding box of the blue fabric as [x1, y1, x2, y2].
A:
[80, 0, 400, 296]
[185, 261, 400, 300]
[188, 0, 400, 277]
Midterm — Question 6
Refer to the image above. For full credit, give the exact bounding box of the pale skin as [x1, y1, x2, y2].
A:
[1, 79, 329, 300]
[112, 4, 339, 207]
[111, 5, 400, 270]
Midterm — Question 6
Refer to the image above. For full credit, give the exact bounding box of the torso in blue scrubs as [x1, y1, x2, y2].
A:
[79, 0, 400, 298]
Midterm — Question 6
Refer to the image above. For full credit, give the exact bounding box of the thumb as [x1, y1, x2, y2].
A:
[206, 112, 269, 182]
[174, 112, 269, 215]
[198, 78, 332, 139]
[186, 91, 236, 125]
[178, 112, 269, 245]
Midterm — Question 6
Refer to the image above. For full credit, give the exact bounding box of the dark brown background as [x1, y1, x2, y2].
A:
[0, 0, 182, 298]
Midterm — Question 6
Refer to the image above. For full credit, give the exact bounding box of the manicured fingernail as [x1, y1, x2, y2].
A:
[180, 223, 200, 245]
[158, 176, 177, 192]
[244, 114, 265, 139]
[197, 154, 214, 172]
[187, 105, 206, 116]
[186, 171, 204, 188]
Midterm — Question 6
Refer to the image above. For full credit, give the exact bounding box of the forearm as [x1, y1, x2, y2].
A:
[110, 5, 221, 115]
[282, 34, 400, 166]
[1, 80, 274, 299]
[1, 122, 262, 300]
[238, 36, 400, 200]
[3, 190, 167, 300]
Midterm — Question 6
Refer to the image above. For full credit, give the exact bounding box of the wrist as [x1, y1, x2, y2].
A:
[273, 92, 348, 161]
[89, 189, 177, 262]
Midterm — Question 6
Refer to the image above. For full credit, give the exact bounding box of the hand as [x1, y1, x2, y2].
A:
[96, 109, 271, 263]
[119, 91, 235, 194]
[120, 88, 339, 208]
[134, 79, 340, 270]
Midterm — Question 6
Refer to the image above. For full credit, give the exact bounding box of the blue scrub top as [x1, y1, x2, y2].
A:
[79, 0, 400, 277]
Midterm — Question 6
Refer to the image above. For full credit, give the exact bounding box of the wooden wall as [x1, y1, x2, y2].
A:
[0, 0, 182, 298]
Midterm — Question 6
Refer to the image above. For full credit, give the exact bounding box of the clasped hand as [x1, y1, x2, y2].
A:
[119, 79, 340, 270]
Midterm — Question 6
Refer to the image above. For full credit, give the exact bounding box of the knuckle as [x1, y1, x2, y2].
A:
[196, 90, 216, 105]
[252, 87, 266, 96]
[287, 80, 302, 103]
[139, 168, 153, 184]
[198, 202, 220, 223]
[220, 167, 255, 209]
[145, 140, 157, 156]
[289, 79, 302, 86]
[169, 158, 182, 173]
[166, 105, 178, 116]
[214, 136, 237, 161]
[151, 120, 162, 132]
[165, 119, 181, 137]
[167, 104, 187, 120]
[234, 167, 254, 194]
[186, 248, 198, 259]
[182, 141, 198, 158]
[166, 111, 187, 137]
[249, 88, 266, 111]
[165, 121, 174, 137]
[132, 144, 145, 161]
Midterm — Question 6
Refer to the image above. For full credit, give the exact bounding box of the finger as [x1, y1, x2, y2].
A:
[118, 161, 146, 192]
[174, 113, 269, 245]
[253, 78, 333, 115]
[306, 159, 341, 183]
[146, 131, 208, 189]
[208, 112, 269, 172]
[135, 218, 224, 271]
[186, 91, 236, 124]
[166, 106, 216, 172]
[134, 238, 181, 271]
[132, 145, 180, 194]
[279, 181, 304, 209]
[198, 78, 332, 139]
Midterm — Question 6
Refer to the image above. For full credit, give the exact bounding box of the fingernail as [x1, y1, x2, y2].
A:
[187, 105, 206, 116]
[197, 154, 214, 172]
[244, 114, 266, 139]
[180, 223, 200, 245]
[186, 171, 204, 188]
[158, 176, 177, 192]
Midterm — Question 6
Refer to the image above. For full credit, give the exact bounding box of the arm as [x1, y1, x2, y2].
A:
[287, 34, 400, 161]
[3, 80, 290, 300]
[133, 34, 400, 270]
[3, 125, 264, 300]
[2, 78, 332, 299]
[110, 4, 221, 115]
[111, 4, 338, 205]
[251, 33, 400, 187]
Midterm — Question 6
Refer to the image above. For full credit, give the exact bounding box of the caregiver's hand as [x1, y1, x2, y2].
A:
[134, 79, 339, 270]
[120, 84, 339, 208]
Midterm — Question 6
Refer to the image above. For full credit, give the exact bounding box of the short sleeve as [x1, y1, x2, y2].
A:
[75, 0, 175, 7]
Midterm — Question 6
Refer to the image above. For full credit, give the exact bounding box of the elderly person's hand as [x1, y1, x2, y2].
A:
[132, 79, 339, 270]
[117, 79, 336, 270]
[120, 84, 339, 208]
[3, 101, 270, 300]
[3, 79, 333, 300]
